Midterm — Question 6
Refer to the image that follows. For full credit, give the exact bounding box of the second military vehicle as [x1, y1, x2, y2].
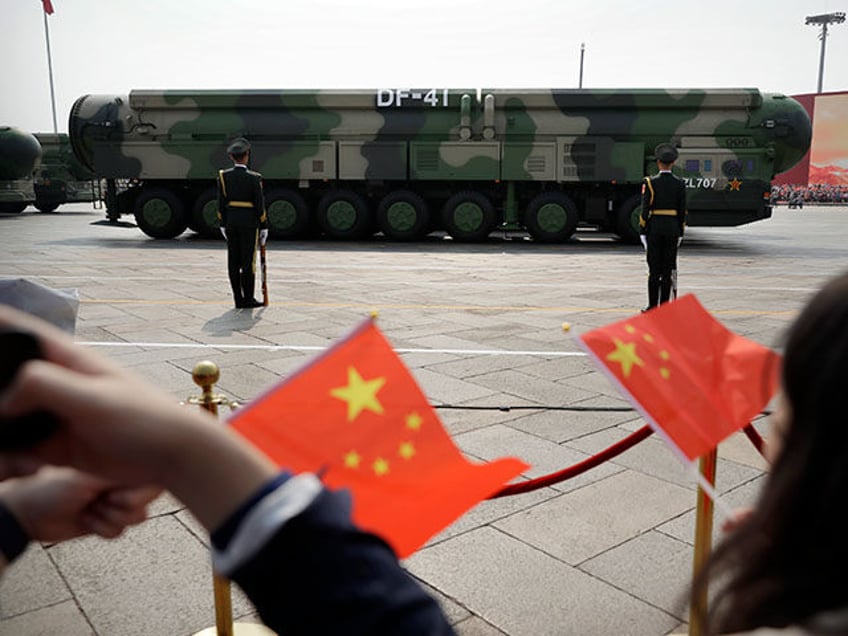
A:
[0, 126, 41, 214]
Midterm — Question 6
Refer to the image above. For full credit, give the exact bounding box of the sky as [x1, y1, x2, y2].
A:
[3, 0, 848, 134]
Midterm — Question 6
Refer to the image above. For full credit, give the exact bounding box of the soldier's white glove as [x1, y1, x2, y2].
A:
[259, 229, 268, 246]
[677, 236, 683, 247]
[220, 228, 227, 240]
[639, 235, 647, 250]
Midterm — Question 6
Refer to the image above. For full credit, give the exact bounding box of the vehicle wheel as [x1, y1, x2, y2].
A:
[133, 187, 187, 239]
[317, 189, 372, 240]
[190, 188, 220, 238]
[524, 192, 578, 243]
[266, 188, 310, 239]
[441, 191, 496, 242]
[376, 190, 429, 241]
[35, 193, 62, 213]
[0, 203, 27, 214]
[616, 195, 643, 244]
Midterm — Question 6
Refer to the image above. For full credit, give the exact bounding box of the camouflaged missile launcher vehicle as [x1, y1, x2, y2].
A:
[33, 133, 100, 213]
[0, 126, 41, 214]
[68, 88, 811, 241]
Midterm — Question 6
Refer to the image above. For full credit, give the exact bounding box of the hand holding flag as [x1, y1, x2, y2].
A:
[229, 319, 528, 558]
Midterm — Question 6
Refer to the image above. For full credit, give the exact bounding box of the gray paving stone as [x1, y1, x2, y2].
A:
[503, 407, 636, 444]
[0, 544, 70, 618]
[0, 600, 95, 636]
[454, 424, 623, 494]
[48, 515, 254, 636]
[581, 530, 694, 618]
[565, 426, 764, 495]
[453, 615, 509, 635]
[406, 527, 679, 636]
[469, 368, 597, 407]
[493, 470, 694, 565]
[425, 485, 559, 545]
[412, 367, 500, 405]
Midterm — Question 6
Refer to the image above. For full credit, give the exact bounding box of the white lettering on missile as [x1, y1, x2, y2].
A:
[683, 177, 718, 189]
[376, 89, 451, 108]
[376, 89, 395, 107]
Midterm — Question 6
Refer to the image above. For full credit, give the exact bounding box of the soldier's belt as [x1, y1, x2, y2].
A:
[651, 209, 678, 216]
[227, 201, 255, 208]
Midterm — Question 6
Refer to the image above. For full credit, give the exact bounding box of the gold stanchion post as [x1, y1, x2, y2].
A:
[688, 448, 718, 636]
[187, 361, 275, 636]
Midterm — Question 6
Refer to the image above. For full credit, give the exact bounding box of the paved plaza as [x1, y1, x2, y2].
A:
[0, 204, 846, 635]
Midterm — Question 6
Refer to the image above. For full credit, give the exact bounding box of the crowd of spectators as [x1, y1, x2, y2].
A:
[770, 183, 848, 207]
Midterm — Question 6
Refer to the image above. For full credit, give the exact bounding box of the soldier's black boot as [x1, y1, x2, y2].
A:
[659, 276, 672, 305]
[644, 278, 660, 312]
[230, 280, 244, 308]
[240, 272, 261, 308]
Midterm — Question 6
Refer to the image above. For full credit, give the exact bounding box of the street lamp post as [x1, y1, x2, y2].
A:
[579, 43, 585, 89]
[805, 12, 846, 93]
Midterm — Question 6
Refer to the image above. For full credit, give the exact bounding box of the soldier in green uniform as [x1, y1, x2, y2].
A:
[639, 143, 687, 311]
[217, 138, 268, 309]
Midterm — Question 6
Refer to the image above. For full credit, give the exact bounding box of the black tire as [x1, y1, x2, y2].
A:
[36, 203, 60, 213]
[376, 190, 430, 241]
[133, 187, 187, 239]
[266, 188, 310, 239]
[0, 202, 27, 214]
[616, 195, 643, 244]
[441, 190, 496, 242]
[317, 189, 372, 240]
[523, 192, 579, 243]
[190, 188, 221, 238]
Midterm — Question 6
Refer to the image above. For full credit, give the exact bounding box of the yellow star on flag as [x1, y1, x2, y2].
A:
[605, 338, 644, 378]
[344, 450, 361, 469]
[405, 412, 422, 431]
[373, 457, 389, 476]
[399, 441, 416, 460]
[330, 366, 386, 422]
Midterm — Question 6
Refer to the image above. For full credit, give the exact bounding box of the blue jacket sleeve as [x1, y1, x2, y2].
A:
[212, 474, 455, 636]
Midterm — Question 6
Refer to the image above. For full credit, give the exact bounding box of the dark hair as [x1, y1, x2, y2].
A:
[696, 271, 848, 633]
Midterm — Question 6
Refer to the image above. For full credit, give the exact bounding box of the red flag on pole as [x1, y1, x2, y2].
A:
[42, 0, 55, 15]
[578, 295, 780, 462]
[229, 319, 529, 558]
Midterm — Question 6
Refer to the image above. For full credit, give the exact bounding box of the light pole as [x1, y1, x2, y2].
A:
[579, 42, 585, 89]
[805, 12, 845, 93]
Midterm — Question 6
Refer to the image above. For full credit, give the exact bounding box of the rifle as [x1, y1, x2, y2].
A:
[260, 244, 269, 306]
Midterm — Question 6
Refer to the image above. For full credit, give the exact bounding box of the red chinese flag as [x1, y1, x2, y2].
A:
[230, 319, 529, 558]
[42, 0, 55, 15]
[579, 294, 780, 462]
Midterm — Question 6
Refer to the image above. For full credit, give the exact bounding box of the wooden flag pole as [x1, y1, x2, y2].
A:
[689, 448, 718, 636]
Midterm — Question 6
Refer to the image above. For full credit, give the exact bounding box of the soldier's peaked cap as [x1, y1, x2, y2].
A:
[227, 137, 250, 155]
[655, 143, 678, 163]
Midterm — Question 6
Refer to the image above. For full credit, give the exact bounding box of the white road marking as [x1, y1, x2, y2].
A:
[78, 341, 587, 357]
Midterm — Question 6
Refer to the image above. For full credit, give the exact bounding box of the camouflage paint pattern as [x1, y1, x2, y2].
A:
[68, 88, 812, 241]
[33, 133, 99, 212]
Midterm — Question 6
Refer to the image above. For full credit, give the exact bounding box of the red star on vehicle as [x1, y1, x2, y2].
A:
[728, 178, 742, 191]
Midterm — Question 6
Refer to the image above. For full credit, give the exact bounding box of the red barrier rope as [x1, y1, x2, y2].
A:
[743, 424, 765, 455]
[489, 422, 768, 499]
[489, 424, 654, 498]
